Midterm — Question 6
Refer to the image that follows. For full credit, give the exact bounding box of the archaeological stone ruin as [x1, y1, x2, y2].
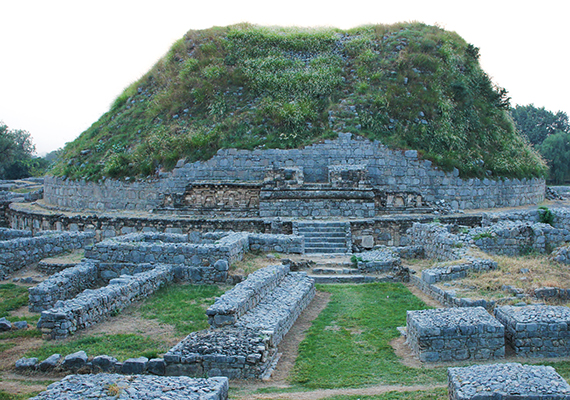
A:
[3, 134, 570, 399]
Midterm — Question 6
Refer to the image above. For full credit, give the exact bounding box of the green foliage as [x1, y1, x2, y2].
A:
[473, 231, 494, 240]
[540, 131, 570, 184]
[49, 23, 547, 181]
[0, 122, 41, 179]
[0, 391, 39, 400]
[26, 333, 166, 362]
[139, 284, 224, 335]
[511, 104, 569, 146]
[290, 283, 446, 388]
[538, 206, 554, 226]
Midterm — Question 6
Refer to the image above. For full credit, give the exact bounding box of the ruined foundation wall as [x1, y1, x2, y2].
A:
[43, 133, 545, 212]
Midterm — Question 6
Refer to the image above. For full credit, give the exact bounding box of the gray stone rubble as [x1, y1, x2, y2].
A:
[30, 374, 229, 400]
[448, 363, 570, 400]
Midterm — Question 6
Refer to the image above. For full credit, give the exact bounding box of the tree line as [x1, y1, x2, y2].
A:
[0, 122, 51, 180]
[511, 105, 570, 184]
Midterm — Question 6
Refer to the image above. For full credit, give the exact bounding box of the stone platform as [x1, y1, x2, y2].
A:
[30, 373, 228, 399]
[448, 363, 570, 399]
[406, 307, 504, 362]
[495, 305, 570, 357]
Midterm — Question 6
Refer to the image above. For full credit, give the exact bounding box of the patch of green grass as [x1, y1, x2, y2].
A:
[0, 391, 38, 400]
[139, 284, 225, 335]
[323, 388, 448, 400]
[25, 333, 166, 362]
[290, 283, 446, 389]
[0, 284, 29, 318]
[0, 328, 42, 340]
[0, 342, 16, 352]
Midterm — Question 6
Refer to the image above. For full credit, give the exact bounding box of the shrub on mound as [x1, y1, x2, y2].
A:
[50, 23, 547, 181]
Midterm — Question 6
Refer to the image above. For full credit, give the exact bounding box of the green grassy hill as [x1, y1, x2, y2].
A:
[51, 22, 547, 181]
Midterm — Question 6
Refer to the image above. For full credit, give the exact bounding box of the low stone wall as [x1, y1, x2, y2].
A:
[165, 328, 275, 379]
[30, 374, 229, 400]
[356, 248, 402, 273]
[166, 264, 315, 379]
[84, 232, 249, 266]
[421, 258, 497, 284]
[406, 307, 504, 362]
[29, 260, 101, 312]
[247, 233, 304, 254]
[30, 260, 228, 315]
[471, 221, 567, 256]
[409, 274, 495, 309]
[495, 305, 570, 357]
[551, 244, 570, 264]
[234, 272, 315, 347]
[37, 265, 174, 339]
[0, 227, 31, 240]
[407, 223, 465, 261]
[0, 231, 94, 279]
[448, 363, 570, 400]
[207, 264, 290, 328]
[483, 207, 570, 232]
[0, 200, 11, 227]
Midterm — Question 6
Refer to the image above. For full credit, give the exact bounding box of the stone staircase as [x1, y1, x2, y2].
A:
[294, 221, 351, 254]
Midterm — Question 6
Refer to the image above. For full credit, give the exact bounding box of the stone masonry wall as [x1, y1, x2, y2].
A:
[0, 227, 32, 240]
[37, 265, 174, 339]
[43, 133, 545, 212]
[0, 231, 95, 279]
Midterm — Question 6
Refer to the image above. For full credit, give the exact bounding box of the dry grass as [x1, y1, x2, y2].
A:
[41, 249, 85, 264]
[451, 254, 570, 301]
[231, 252, 282, 276]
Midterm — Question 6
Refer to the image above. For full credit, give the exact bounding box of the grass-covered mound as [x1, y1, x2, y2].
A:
[51, 23, 547, 181]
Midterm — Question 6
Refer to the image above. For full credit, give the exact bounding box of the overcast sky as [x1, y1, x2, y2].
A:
[1, 0, 568, 155]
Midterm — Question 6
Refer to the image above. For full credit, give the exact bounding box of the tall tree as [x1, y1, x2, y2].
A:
[0, 121, 36, 179]
[511, 104, 570, 146]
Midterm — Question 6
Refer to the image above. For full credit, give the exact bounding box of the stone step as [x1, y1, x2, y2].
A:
[297, 231, 347, 237]
[305, 248, 349, 254]
[296, 222, 349, 228]
[305, 243, 347, 253]
[308, 274, 393, 284]
[312, 267, 359, 275]
[304, 238, 346, 245]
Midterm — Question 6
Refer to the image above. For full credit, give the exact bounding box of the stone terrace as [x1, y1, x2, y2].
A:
[448, 363, 570, 399]
[495, 305, 570, 357]
[30, 374, 228, 400]
[406, 307, 504, 362]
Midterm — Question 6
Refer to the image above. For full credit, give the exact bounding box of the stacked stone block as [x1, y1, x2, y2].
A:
[0, 227, 31, 240]
[471, 221, 567, 256]
[207, 264, 290, 327]
[406, 307, 504, 362]
[448, 363, 570, 400]
[30, 374, 228, 400]
[0, 230, 94, 279]
[421, 258, 497, 284]
[407, 223, 465, 261]
[29, 260, 101, 312]
[495, 305, 570, 357]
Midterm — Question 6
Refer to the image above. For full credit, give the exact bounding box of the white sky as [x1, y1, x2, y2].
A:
[1, 0, 569, 155]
